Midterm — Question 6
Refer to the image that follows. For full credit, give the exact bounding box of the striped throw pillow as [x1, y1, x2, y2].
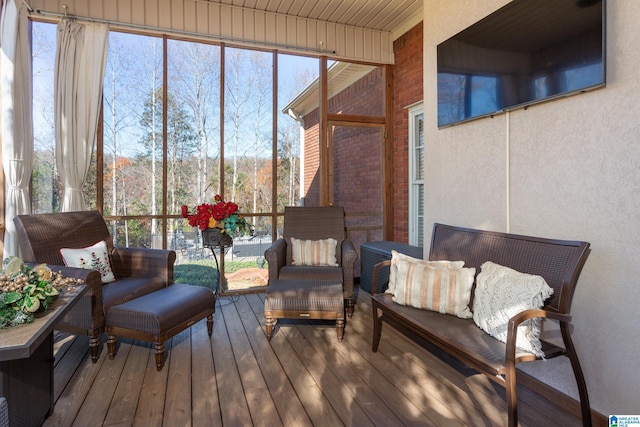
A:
[389, 252, 475, 318]
[387, 250, 465, 295]
[290, 237, 338, 267]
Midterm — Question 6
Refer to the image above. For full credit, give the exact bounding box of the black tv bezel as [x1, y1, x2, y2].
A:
[436, 0, 607, 128]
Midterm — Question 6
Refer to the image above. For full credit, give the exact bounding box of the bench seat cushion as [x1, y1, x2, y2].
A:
[373, 293, 538, 375]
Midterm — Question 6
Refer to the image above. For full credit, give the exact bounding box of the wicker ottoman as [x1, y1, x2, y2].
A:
[264, 279, 345, 341]
[105, 284, 215, 371]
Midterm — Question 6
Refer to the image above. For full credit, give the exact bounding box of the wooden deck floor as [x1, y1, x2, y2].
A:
[44, 291, 585, 427]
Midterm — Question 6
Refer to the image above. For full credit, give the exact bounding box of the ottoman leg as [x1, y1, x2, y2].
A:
[336, 318, 345, 342]
[90, 334, 100, 362]
[155, 342, 165, 371]
[266, 316, 274, 341]
[207, 314, 214, 337]
[107, 334, 117, 359]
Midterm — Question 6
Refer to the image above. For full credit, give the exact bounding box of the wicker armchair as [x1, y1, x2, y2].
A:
[264, 206, 358, 317]
[13, 210, 175, 362]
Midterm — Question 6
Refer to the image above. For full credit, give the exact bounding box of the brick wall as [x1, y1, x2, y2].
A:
[393, 22, 423, 243]
[299, 22, 423, 252]
[302, 67, 385, 216]
[302, 109, 320, 206]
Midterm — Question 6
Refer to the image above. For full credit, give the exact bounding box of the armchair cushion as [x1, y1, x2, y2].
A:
[279, 265, 343, 282]
[290, 237, 338, 266]
[60, 240, 116, 283]
[101, 276, 167, 311]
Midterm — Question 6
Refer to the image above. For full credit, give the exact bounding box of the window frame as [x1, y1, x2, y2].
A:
[408, 102, 424, 247]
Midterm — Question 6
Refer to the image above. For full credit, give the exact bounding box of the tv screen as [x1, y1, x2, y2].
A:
[437, 0, 605, 127]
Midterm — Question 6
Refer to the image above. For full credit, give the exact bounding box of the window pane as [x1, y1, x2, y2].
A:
[105, 218, 161, 249]
[414, 113, 424, 181]
[277, 54, 318, 212]
[167, 40, 221, 212]
[222, 47, 274, 291]
[103, 33, 163, 222]
[32, 22, 59, 213]
[409, 106, 424, 247]
[223, 47, 273, 215]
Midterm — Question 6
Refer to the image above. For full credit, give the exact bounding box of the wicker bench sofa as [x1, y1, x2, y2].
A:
[370, 223, 592, 427]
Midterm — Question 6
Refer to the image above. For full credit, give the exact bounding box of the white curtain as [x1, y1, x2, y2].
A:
[0, 0, 33, 259]
[55, 19, 108, 212]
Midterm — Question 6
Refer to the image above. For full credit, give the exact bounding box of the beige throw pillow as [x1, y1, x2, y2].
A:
[387, 250, 465, 295]
[472, 261, 554, 357]
[388, 251, 474, 318]
[290, 237, 338, 267]
[60, 240, 115, 283]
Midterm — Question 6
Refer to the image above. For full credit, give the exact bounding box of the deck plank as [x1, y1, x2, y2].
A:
[103, 340, 150, 426]
[46, 289, 587, 427]
[44, 342, 107, 427]
[234, 295, 314, 427]
[132, 339, 170, 426]
[210, 300, 254, 426]
[220, 297, 283, 426]
[245, 293, 345, 427]
[351, 293, 504, 426]
[164, 329, 193, 426]
[191, 315, 222, 427]
[72, 340, 132, 426]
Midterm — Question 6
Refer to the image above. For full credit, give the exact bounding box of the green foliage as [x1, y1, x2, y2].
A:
[0, 294, 33, 328]
[174, 261, 219, 289]
[174, 259, 259, 289]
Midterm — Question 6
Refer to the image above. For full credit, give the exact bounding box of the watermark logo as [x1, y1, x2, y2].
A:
[610, 415, 640, 427]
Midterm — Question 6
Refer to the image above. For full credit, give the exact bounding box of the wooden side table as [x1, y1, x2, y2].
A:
[0, 285, 86, 427]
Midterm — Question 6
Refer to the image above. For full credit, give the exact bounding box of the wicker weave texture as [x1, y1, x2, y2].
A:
[283, 206, 346, 265]
[0, 397, 7, 427]
[429, 223, 590, 313]
[13, 211, 177, 362]
[14, 210, 111, 264]
[106, 284, 215, 335]
[265, 280, 343, 313]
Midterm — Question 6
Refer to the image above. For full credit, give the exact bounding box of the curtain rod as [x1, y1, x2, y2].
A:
[33, 8, 336, 55]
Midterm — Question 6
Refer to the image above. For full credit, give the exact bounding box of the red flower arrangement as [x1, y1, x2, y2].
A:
[181, 195, 249, 234]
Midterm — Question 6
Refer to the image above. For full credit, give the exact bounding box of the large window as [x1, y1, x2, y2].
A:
[31, 21, 320, 292]
[408, 103, 424, 247]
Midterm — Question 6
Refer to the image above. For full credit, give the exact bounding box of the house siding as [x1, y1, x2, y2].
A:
[424, 0, 639, 415]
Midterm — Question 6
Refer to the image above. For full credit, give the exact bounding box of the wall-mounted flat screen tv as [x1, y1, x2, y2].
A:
[437, 0, 606, 127]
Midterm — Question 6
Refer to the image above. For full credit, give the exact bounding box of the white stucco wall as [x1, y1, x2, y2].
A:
[424, 0, 640, 416]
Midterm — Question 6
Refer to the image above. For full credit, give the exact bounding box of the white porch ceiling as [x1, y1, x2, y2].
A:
[198, 0, 423, 35]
